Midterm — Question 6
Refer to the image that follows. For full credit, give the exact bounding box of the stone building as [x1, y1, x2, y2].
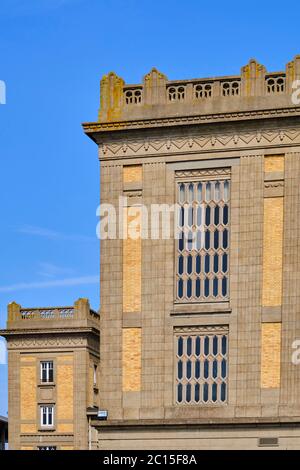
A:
[0, 299, 99, 450]
[2, 56, 300, 449]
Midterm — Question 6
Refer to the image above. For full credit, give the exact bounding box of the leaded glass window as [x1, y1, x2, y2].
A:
[176, 176, 230, 302]
[175, 329, 228, 405]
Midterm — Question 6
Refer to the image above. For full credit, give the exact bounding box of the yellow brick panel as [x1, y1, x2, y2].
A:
[57, 364, 73, 421]
[123, 165, 142, 183]
[122, 328, 141, 392]
[262, 197, 283, 307]
[60, 446, 74, 450]
[264, 155, 284, 172]
[57, 423, 74, 433]
[123, 208, 141, 312]
[57, 355, 73, 363]
[20, 356, 35, 363]
[261, 323, 282, 388]
[21, 447, 34, 450]
[20, 365, 36, 422]
[123, 237, 141, 312]
[20, 424, 36, 434]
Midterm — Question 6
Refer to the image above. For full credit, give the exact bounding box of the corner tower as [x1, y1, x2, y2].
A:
[0, 299, 100, 450]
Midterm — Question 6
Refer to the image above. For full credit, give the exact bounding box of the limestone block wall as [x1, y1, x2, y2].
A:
[98, 144, 300, 427]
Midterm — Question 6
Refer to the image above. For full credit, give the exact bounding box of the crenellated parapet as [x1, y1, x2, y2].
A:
[6, 298, 99, 331]
[97, 56, 300, 124]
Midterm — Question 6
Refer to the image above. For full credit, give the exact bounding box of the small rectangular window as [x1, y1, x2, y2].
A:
[40, 406, 54, 427]
[40, 361, 54, 383]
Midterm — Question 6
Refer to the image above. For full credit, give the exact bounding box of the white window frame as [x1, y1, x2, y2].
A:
[40, 361, 54, 383]
[40, 405, 54, 428]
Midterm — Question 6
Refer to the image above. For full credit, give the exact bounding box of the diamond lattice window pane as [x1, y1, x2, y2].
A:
[176, 178, 230, 302]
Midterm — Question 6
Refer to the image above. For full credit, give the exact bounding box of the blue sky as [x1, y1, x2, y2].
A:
[0, 0, 300, 416]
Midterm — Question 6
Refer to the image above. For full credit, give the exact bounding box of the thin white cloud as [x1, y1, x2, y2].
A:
[37, 262, 76, 278]
[0, 275, 99, 293]
[18, 225, 95, 243]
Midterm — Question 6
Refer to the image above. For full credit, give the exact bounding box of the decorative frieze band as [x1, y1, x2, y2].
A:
[174, 325, 229, 334]
[175, 168, 231, 179]
[6, 334, 99, 351]
[264, 181, 284, 189]
[123, 190, 142, 198]
[20, 434, 73, 441]
[98, 127, 300, 159]
[264, 181, 284, 198]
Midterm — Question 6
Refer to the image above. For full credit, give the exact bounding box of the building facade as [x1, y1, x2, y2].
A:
[2, 56, 300, 449]
[0, 299, 99, 450]
[84, 55, 300, 450]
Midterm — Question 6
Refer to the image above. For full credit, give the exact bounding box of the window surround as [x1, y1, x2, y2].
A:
[40, 360, 54, 384]
[174, 326, 229, 406]
[175, 168, 231, 304]
[171, 302, 231, 316]
[40, 405, 55, 429]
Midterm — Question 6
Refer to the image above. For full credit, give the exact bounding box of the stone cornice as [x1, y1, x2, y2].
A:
[83, 105, 300, 137]
[91, 416, 300, 430]
[0, 326, 100, 338]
